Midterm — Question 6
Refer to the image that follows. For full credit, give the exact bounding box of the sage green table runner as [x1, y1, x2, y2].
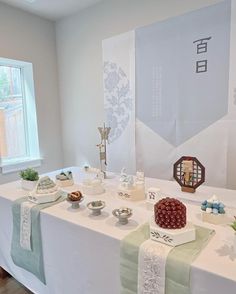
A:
[120, 223, 215, 294]
[120, 223, 150, 294]
[11, 195, 66, 284]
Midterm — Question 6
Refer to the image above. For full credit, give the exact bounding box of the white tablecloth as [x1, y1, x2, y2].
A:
[0, 167, 236, 294]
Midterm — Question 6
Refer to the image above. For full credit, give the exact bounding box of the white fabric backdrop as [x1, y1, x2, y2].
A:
[103, 0, 236, 189]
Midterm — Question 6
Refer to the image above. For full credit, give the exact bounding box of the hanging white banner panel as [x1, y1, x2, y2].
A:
[103, 31, 136, 174]
[135, 0, 232, 188]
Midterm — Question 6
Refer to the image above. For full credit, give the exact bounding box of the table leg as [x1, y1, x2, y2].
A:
[0, 267, 10, 279]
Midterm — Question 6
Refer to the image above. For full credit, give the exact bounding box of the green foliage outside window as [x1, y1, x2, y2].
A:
[0, 70, 10, 100]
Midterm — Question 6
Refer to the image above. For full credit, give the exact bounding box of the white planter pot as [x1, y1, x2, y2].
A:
[21, 179, 38, 191]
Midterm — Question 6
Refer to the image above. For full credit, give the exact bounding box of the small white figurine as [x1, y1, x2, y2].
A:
[126, 176, 134, 189]
[120, 168, 127, 183]
[118, 168, 145, 201]
[136, 171, 145, 183]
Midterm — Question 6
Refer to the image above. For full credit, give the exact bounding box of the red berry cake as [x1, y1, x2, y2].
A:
[154, 197, 187, 229]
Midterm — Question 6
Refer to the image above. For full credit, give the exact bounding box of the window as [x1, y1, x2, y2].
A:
[0, 58, 41, 173]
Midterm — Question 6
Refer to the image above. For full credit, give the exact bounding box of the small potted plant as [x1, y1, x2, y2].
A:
[230, 216, 236, 253]
[20, 168, 39, 191]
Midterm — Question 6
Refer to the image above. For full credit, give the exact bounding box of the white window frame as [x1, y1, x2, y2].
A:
[0, 57, 41, 173]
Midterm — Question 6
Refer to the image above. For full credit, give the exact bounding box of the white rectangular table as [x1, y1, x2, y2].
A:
[0, 167, 236, 294]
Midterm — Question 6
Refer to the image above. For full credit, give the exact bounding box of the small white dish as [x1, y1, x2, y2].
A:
[112, 207, 132, 225]
[67, 196, 84, 209]
[87, 200, 105, 216]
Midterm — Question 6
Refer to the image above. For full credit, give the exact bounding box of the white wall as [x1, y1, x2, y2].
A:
[0, 2, 63, 184]
[56, 0, 222, 170]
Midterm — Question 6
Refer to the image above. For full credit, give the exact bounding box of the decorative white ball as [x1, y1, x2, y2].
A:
[206, 207, 213, 214]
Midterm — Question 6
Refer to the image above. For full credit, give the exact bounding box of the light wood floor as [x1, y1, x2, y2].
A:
[0, 276, 32, 294]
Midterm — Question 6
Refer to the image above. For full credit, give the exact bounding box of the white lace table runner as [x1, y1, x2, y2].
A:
[20, 201, 36, 251]
[138, 240, 172, 294]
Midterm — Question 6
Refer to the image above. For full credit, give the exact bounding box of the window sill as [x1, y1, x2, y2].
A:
[0, 158, 42, 174]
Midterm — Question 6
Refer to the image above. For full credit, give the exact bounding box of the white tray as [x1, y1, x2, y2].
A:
[202, 211, 227, 225]
[150, 218, 196, 247]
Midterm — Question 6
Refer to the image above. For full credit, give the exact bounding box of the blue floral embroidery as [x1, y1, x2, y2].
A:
[104, 61, 132, 142]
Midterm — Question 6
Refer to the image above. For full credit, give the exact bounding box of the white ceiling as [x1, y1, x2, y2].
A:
[0, 0, 103, 21]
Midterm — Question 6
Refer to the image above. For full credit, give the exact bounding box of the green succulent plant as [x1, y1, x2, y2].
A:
[230, 216, 236, 231]
[20, 168, 39, 181]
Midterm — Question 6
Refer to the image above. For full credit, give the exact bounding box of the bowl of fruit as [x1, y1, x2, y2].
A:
[67, 191, 84, 209]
